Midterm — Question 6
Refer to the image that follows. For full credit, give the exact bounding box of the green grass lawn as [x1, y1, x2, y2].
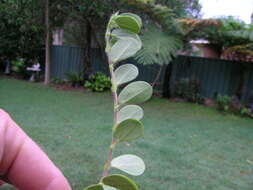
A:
[1, 78, 253, 190]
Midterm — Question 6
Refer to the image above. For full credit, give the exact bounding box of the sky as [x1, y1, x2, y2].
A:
[199, 0, 253, 23]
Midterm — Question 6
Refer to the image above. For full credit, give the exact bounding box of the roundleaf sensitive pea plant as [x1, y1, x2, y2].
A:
[84, 13, 153, 190]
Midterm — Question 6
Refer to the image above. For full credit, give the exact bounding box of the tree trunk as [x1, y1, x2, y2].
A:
[162, 63, 173, 98]
[44, 0, 50, 85]
[83, 19, 92, 81]
[152, 65, 163, 88]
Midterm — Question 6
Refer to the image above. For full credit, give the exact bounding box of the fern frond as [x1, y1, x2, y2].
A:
[134, 24, 182, 65]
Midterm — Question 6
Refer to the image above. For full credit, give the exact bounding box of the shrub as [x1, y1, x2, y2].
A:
[248, 91, 253, 110]
[65, 72, 83, 87]
[51, 78, 65, 85]
[216, 94, 231, 112]
[174, 78, 201, 102]
[84, 72, 111, 92]
[11, 58, 29, 78]
[215, 94, 253, 118]
[240, 106, 250, 116]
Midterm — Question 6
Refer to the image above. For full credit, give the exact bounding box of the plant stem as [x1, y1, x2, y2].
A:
[102, 140, 116, 177]
[102, 61, 119, 178]
[109, 64, 119, 123]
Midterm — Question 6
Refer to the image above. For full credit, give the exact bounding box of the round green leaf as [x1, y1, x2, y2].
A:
[107, 12, 120, 31]
[84, 184, 103, 190]
[120, 13, 142, 29]
[115, 15, 141, 34]
[118, 81, 153, 105]
[102, 174, 139, 190]
[113, 119, 143, 143]
[111, 154, 146, 176]
[103, 185, 117, 190]
[115, 64, 138, 86]
[112, 29, 139, 40]
[118, 105, 143, 123]
[108, 34, 141, 64]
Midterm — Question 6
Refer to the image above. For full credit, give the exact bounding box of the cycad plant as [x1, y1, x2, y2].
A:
[84, 12, 153, 190]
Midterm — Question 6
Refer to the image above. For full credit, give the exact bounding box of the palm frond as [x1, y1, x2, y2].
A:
[225, 30, 253, 42]
[120, 0, 183, 65]
[177, 18, 221, 35]
[222, 44, 253, 56]
[122, 0, 183, 34]
[134, 24, 182, 65]
[221, 43, 253, 62]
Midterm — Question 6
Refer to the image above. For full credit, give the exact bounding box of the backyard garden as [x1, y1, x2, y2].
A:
[1, 78, 253, 190]
[1, 0, 253, 190]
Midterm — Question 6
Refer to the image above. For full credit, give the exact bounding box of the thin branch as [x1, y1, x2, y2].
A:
[152, 65, 163, 88]
[102, 61, 119, 178]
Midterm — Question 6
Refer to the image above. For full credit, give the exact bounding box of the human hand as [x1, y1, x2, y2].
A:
[0, 109, 72, 190]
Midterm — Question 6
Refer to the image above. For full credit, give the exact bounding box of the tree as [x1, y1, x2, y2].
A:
[0, 0, 201, 85]
[181, 16, 252, 51]
[181, 16, 253, 100]
[54, 1, 124, 76]
[0, 0, 44, 61]
[62, 0, 199, 67]
[57, 0, 201, 88]
[44, 0, 50, 85]
[157, 0, 202, 18]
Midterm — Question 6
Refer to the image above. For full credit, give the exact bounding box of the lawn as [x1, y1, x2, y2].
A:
[0, 78, 253, 190]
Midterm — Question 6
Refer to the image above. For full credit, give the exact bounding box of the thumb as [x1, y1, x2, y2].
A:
[0, 109, 72, 190]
